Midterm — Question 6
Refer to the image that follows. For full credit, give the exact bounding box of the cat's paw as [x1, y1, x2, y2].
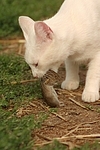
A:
[82, 90, 99, 102]
[61, 80, 79, 90]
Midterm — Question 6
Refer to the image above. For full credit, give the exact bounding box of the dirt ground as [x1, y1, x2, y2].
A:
[1, 39, 100, 149]
[17, 65, 100, 150]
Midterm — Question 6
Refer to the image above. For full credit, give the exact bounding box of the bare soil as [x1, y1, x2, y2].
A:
[1, 39, 100, 149]
[17, 65, 100, 149]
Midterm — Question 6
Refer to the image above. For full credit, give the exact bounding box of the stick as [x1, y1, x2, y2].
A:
[0, 39, 25, 44]
[35, 141, 77, 150]
[29, 102, 37, 107]
[62, 120, 99, 138]
[10, 79, 37, 85]
[35, 141, 52, 147]
[72, 134, 100, 139]
[35, 137, 77, 150]
[36, 133, 52, 141]
[62, 123, 82, 137]
[51, 111, 67, 122]
[69, 97, 88, 110]
[38, 102, 67, 122]
[56, 89, 82, 96]
[56, 134, 100, 141]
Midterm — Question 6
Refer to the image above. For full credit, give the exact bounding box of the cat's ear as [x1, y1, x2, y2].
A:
[18, 16, 35, 41]
[34, 22, 54, 42]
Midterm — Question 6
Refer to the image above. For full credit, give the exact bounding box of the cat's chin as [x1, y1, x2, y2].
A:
[33, 73, 44, 78]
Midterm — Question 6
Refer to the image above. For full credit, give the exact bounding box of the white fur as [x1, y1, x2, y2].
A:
[19, 0, 100, 102]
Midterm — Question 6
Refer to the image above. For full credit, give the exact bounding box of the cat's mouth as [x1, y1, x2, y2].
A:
[32, 70, 47, 78]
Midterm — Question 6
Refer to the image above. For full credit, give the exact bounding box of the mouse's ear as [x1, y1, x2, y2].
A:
[18, 16, 35, 41]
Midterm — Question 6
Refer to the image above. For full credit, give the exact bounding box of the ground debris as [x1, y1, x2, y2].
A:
[2, 39, 100, 149]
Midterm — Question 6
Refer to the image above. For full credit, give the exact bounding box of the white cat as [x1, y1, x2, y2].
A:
[19, 0, 100, 103]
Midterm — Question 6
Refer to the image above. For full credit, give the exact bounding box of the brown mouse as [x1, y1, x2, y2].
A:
[41, 70, 63, 107]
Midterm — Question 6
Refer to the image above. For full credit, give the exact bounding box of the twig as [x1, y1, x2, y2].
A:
[29, 102, 37, 107]
[46, 106, 67, 122]
[0, 39, 25, 44]
[62, 120, 99, 138]
[35, 136, 77, 150]
[35, 133, 100, 146]
[35, 133, 99, 149]
[51, 111, 67, 122]
[62, 123, 83, 137]
[56, 134, 100, 141]
[57, 89, 82, 97]
[10, 79, 37, 85]
[35, 121, 100, 149]
[38, 102, 67, 122]
[72, 134, 100, 139]
[36, 133, 52, 141]
[35, 141, 77, 150]
[69, 97, 88, 110]
[70, 91, 82, 97]
[35, 141, 52, 147]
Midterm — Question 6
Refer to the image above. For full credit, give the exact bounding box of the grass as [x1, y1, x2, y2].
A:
[0, 54, 100, 150]
[0, 54, 43, 150]
[37, 140, 67, 150]
[0, 54, 41, 104]
[0, 0, 100, 149]
[0, 0, 63, 38]
[0, 54, 67, 150]
[0, 113, 35, 150]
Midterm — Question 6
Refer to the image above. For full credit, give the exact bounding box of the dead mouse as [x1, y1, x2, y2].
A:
[41, 70, 63, 107]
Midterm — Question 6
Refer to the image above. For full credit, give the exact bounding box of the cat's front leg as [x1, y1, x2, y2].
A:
[61, 58, 79, 90]
[82, 53, 100, 102]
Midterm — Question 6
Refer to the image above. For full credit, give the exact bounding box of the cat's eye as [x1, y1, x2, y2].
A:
[35, 63, 38, 67]
[30, 62, 38, 67]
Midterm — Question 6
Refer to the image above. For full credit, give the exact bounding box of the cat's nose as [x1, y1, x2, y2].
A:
[32, 72, 38, 78]
[34, 73, 42, 78]
[33, 74, 38, 78]
[32, 71, 44, 78]
[34, 76, 38, 79]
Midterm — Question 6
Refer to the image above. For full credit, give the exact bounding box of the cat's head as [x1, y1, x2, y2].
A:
[18, 16, 61, 78]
